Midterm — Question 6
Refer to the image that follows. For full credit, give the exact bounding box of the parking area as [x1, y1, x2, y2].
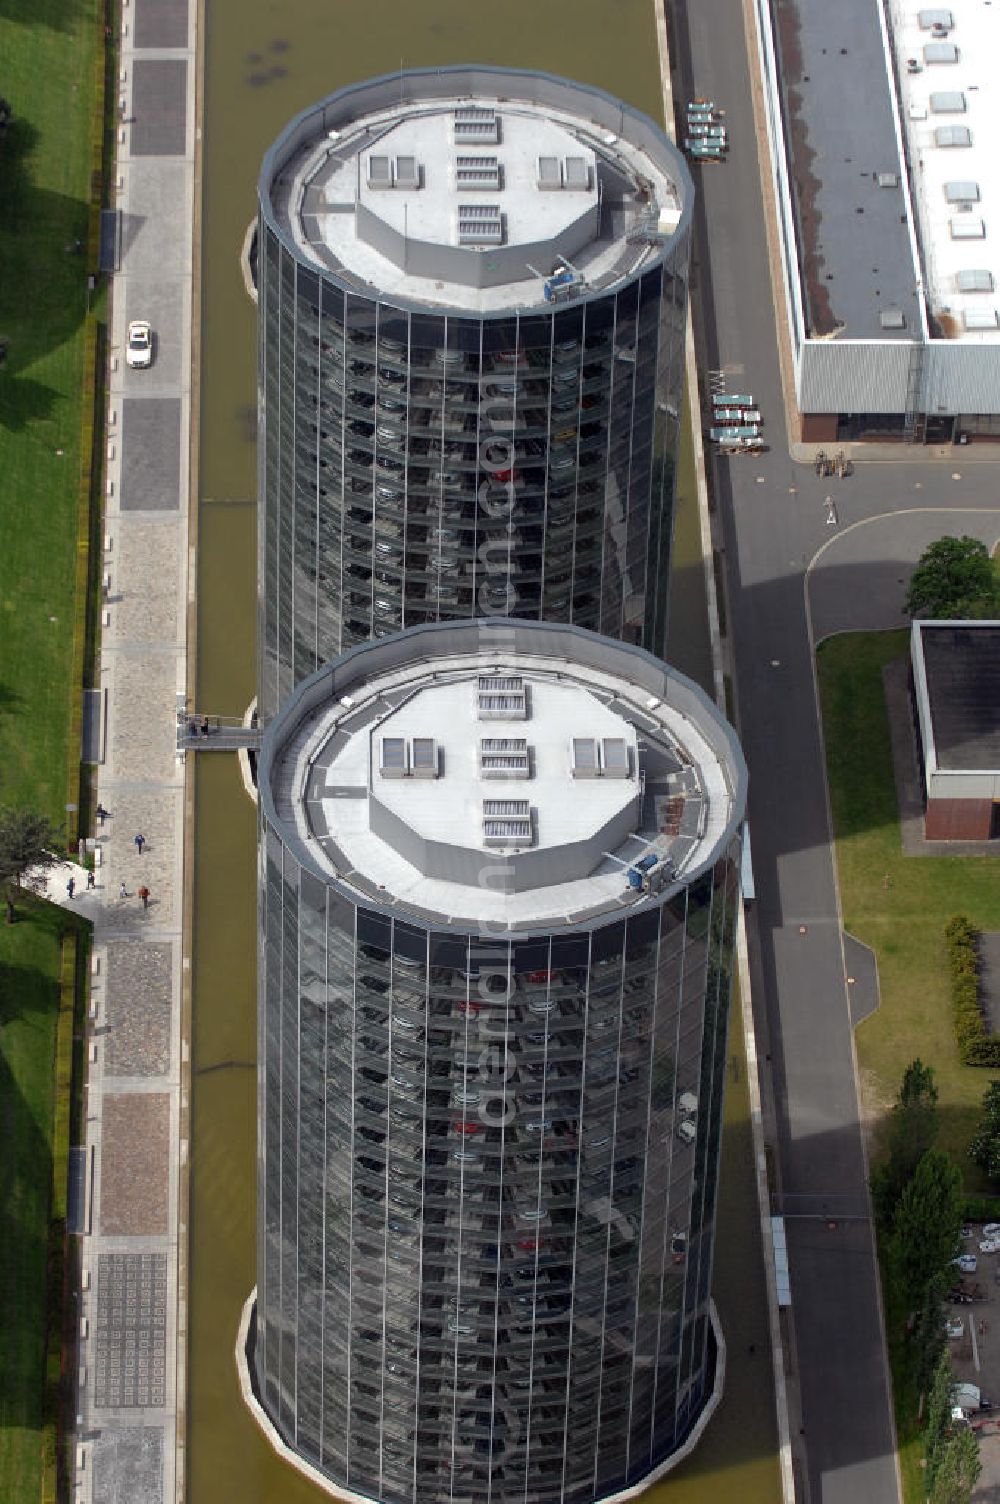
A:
[949, 1224, 1000, 1498]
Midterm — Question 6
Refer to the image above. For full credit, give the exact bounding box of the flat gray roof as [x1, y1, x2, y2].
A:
[260, 621, 746, 934]
[914, 621, 1000, 771]
[260, 67, 691, 316]
[774, 0, 922, 339]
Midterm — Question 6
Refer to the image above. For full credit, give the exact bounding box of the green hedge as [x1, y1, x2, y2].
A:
[962, 1195, 1000, 1224]
[946, 915, 1000, 1067]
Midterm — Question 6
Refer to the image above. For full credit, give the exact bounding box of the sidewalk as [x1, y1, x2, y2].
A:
[71, 0, 198, 1499]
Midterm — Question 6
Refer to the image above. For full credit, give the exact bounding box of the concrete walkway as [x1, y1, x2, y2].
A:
[69, 1, 198, 1499]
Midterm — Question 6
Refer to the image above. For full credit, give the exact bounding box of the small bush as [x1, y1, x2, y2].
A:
[946, 916, 1000, 1066]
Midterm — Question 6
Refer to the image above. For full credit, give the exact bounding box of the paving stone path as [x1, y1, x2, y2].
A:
[65, 1, 198, 1497]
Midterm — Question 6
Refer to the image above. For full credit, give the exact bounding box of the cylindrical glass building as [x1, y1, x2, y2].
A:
[248, 620, 746, 1504]
[257, 68, 693, 721]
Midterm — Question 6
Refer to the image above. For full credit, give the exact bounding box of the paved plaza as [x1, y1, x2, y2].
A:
[65, 0, 197, 1497]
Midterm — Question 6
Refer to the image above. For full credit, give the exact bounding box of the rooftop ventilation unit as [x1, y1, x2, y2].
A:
[454, 106, 500, 144]
[563, 156, 591, 191]
[935, 124, 972, 147]
[929, 90, 966, 113]
[455, 155, 501, 191]
[602, 738, 630, 778]
[919, 7, 954, 26]
[482, 799, 533, 848]
[457, 204, 504, 247]
[571, 737, 633, 777]
[924, 41, 959, 63]
[394, 156, 421, 191]
[963, 307, 999, 330]
[479, 737, 530, 778]
[367, 154, 393, 190]
[410, 737, 439, 778]
[367, 154, 422, 191]
[477, 674, 528, 719]
[950, 216, 985, 239]
[945, 180, 980, 204]
[537, 155, 562, 191]
[380, 737, 407, 778]
[880, 308, 907, 329]
[877, 172, 899, 188]
[571, 737, 599, 779]
[956, 268, 994, 292]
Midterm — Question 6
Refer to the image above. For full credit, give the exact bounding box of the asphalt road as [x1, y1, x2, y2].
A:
[666, 3, 1000, 1501]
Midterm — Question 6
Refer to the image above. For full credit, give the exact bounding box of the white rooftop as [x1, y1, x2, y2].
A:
[280, 650, 734, 928]
[891, 1, 1000, 338]
[373, 680, 636, 857]
[275, 92, 683, 312]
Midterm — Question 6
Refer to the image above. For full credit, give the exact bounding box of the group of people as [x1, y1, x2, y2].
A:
[64, 810, 152, 911]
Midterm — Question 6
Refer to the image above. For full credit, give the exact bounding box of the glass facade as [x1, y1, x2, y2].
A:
[252, 619, 747, 1504]
[256, 73, 692, 721]
[256, 829, 741, 1504]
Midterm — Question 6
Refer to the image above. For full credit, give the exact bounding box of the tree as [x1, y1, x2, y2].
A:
[889, 1148, 963, 1313]
[872, 1058, 940, 1228]
[904, 535, 1000, 620]
[969, 1080, 1000, 1183]
[930, 1426, 981, 1504]
[925, 1348, 956, 1497]
[0, 806, 60, 923]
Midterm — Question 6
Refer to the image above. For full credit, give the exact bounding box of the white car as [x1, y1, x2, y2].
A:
[980, 1238, 1000, 1254]
[125, 319, 153, 369]
[946, 1317, 965, 1340]
[983, 1223, 1000, 1238]
[955, 1254, 978, 1274]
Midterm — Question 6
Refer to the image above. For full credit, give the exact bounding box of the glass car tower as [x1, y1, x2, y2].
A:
[257, 67, 694, 720]
[245, 620, 746, 1504]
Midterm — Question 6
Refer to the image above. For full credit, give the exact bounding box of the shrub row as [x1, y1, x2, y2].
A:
[962, 1195, 1000, 1224]
[946, 915, 1000, 1066]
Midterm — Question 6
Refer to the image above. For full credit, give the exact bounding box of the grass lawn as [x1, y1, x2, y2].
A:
[817, 629, 1000, 1502]
[0, 2, 100, 816]
[817, 630, 1000, 1172]
[0, 902, 64, 1497]
[0, 2, 102, 1497]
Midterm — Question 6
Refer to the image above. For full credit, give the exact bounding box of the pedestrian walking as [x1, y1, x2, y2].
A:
[66, 876, 75, 900]
[138, 885, 151, 911]
[134, 832, 146, 856]
[96, 803, 108, 825]
[119, 880, 128, 900]
[200, 715, 210, 737]
[87, 870, 96, 891]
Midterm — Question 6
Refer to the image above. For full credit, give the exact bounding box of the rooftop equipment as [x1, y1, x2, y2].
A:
[410, 737, 438, 778]
[956, 268, 994, 292]
[380, 737, 407, 778]
[935, 124, 972, 147]
[962, 308, 999, 330]
[477, 675, 528, 720]
[479, 737, 531, 778]
[923, 41, 959, 62]
[455, 155, 501, 190]
[929, 90, 966, 113]
[457, 204, 504, 247]
[482, 799, 533, 848]
[454, 105, 500, 143]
